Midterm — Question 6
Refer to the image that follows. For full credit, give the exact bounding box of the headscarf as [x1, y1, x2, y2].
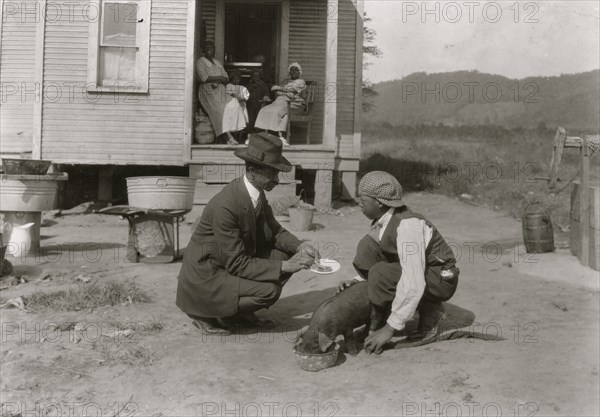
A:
[288, 62, 303, 76]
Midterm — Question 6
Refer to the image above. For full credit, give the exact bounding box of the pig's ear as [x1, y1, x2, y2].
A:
[318, 332, 334, 353]
[294, 325, 308, 343]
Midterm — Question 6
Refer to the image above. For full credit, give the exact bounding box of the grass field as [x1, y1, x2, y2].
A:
[361, 124, 599, 245]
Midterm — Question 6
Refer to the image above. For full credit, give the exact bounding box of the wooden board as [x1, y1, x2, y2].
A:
[589, 226, 600, 271]
[570, 182, 600, 270]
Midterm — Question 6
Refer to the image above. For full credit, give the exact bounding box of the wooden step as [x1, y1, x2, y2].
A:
[190, 164, 297, 184]
[188, 180, 300, 224]
[193, 181, 300, 205]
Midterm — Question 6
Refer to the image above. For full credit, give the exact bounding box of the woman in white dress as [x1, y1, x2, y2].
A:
[196, 42, 246, 145]
[254, 63, 306, 146]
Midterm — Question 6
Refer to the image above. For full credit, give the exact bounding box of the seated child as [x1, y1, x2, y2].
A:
[226, 72, 249, 116]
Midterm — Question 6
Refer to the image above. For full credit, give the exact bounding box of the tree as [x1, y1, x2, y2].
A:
[362, 12, 381, 112]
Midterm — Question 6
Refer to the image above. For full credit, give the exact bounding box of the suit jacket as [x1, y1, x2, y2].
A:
[176, 177, 301, 318]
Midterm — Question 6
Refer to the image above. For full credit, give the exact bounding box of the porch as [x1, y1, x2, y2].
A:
[187, 144, 339, 217]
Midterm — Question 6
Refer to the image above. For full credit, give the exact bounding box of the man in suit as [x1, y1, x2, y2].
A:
[176, 132, 319, 335]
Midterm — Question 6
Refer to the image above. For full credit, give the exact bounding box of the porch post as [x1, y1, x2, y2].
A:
[315, 0, 338, 208]
[183, 0, 197, 161]
[32, 0, 47, 159]
[215, 0, 225, 61]
[323, 0, 338, 148]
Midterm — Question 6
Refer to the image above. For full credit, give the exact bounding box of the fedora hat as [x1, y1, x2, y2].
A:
[234, 132, 292, 172]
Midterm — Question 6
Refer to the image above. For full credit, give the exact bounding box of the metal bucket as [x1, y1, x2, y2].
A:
[522, 202, 555, 253]
[288, 207, 315, 231]
[126, 176, 197, 210]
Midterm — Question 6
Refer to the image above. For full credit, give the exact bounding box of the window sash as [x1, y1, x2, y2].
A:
[87, 0, 150, 93]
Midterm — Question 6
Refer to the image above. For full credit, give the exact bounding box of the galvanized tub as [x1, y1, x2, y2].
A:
[0, 173, 67, 211]
[126, 176, 197, 210]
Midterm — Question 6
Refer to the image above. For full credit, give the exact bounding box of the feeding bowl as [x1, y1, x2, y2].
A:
[1, 159, 52, 175]
[293, 343, 340, 372]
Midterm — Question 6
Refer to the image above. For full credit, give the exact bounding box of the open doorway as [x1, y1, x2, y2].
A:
[223, 3, 280, 86]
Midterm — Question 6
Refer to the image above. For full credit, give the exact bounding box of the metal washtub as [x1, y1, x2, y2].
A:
[126, 176, 197, 210]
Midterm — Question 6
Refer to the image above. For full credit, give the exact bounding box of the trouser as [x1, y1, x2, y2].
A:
[352, 236, 459, 314]
[188, 248, 293, 321]
[236, 248, 292, 315]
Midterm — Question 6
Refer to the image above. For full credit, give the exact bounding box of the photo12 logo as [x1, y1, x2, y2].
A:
[400, 1, 540, 24]
[401, 81, 539, 104]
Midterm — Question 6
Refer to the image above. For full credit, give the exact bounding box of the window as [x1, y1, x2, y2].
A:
[87, 0, 151, 92]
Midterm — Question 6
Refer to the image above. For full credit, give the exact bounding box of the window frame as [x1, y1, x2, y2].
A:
[87, 0, 151, 93]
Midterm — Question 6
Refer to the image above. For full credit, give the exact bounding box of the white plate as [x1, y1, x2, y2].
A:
[310, 259, 341, 275]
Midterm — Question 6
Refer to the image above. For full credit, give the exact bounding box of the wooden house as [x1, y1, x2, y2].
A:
[0, 0, 363, 212]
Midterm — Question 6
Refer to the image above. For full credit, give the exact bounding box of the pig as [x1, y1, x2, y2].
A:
[294, 281, 386, 355]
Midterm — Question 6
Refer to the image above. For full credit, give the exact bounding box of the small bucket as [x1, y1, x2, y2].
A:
[288, 207, 315, 231]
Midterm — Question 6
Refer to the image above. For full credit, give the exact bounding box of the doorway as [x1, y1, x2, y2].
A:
[223, 3, 280, 85]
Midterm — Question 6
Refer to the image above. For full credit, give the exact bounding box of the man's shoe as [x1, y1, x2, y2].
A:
[238, 312, 277, 328]
[192, 318, 231, 336]
[219, 313, 276, 329]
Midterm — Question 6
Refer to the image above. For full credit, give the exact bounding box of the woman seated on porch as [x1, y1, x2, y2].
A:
[196, 42, 246, 145]
[254, 62, 306, 146]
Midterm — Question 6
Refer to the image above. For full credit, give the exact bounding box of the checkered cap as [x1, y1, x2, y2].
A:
[358, 171, 404, 207]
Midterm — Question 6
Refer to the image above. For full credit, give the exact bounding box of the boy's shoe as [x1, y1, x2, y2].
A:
[227, 138, 240, 145]
[279, 136, 290, 146]
[410, 302, 446, 341]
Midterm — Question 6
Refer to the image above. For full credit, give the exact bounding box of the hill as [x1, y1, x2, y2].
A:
[366, 70, 600, 131]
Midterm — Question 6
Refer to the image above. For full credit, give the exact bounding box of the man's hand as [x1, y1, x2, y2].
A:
[289, 252, 313, 268]
[281, 260, 307, 274]
[297, 242, 320, 263]
[337, 279, 358, 293]
[364, 324, 395, 355]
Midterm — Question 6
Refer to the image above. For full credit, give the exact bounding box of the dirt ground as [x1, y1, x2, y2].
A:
[1, 192, 599, 417]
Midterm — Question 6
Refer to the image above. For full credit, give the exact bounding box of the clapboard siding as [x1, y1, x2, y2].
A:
[0, 9, 37, 154]
[289, 0, 326, 145]
[41, 0, 188, 165]
[202, 0, 216, 43]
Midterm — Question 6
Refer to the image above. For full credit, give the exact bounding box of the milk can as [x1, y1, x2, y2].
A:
[522, 202, 555, 253]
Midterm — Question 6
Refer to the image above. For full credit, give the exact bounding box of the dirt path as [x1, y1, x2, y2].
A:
[1, 192, 598, 416]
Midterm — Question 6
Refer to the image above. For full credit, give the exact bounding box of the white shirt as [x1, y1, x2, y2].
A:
[354, 208, 433, 331]
[243, 174, 261, 209]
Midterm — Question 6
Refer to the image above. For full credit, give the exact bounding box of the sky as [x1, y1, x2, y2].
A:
[363, 0, 600, 83]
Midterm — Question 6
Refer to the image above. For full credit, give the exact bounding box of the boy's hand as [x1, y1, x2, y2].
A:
[337, 279, 358, 293]
[364, 324, 395, 355]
